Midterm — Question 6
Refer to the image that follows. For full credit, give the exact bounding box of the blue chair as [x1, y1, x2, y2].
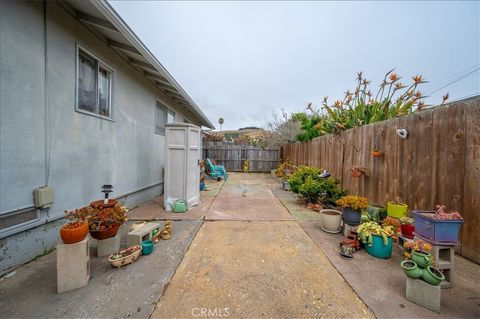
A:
[205, 158, 228, 180]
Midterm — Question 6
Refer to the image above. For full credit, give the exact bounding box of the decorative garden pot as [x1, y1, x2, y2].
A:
[412, 250, 431, 268]
[364, 234, 393, 259]
[108, 245, 142, 268]
[413, 210, 464, 244]
[387, 202, 408, 218]
[141, 240, 154, 255]
[342, 207, 361, 226]
[422, 266, 445, 285]
[401, 260, 423, 279]
[351, 170, 362, 177]
[366, 204, 387, 223]
[401, 224, 415, 239]
[60, 221, 89, 244]
[372, 151, 382, 158]
[320, 209, 342, 233]
[90, 223, 122, 240]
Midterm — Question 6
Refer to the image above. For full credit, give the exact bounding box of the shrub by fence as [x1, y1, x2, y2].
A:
[203, 141, 280, 172]
[281, 96, 480, 263]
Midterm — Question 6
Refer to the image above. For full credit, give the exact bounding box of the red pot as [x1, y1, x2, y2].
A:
[401, 224, 415, 239]
[90, 223, 121, 240]
[352, 170, 362, 177]
[60, 221, 89, 244]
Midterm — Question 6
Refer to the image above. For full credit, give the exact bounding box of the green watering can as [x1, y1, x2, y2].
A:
[170, 199, 187, 213]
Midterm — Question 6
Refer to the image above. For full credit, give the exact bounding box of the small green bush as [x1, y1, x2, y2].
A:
[289, 166, 346, 205]
[288, 166, 321, 193]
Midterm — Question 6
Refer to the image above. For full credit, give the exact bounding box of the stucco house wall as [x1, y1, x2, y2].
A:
[0, 1, 200, 274]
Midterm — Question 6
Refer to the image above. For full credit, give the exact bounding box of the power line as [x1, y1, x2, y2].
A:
[427, 68, 480, 96]
[423, 64, 479, 91]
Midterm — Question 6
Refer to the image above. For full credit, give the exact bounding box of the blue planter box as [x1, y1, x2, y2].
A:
[413, 211, 464, 244]
[364, 234, 393, 259]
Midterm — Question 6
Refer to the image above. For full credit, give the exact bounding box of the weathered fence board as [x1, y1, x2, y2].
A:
[281, 97, 480, 264]
[203, 142, 280, 172]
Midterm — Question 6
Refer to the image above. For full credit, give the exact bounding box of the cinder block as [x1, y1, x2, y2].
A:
[406, 277, 441, 313]
[127, 222, 161, 247]
[432, 245, 455, 268]
[439, 268, 453, 289]
[343, 223, 357, 237]
[97, 233, 121, 257]
[57, 236, 90, 293]
[397, 233, 414, 250]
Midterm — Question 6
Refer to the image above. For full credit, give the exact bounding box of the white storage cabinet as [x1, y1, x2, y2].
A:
[164, 123, 201, 211]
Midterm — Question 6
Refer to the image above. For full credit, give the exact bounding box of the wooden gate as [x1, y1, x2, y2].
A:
[202, 141, 280, 172]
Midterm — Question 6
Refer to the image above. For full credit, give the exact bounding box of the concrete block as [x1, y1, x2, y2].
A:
[406, 277, 441, 313]
[127, 222, 161, 247]
[397, 233, 413, 250]
[97, 233, 121, 257]
[57, 236, 90, 293]
[343, 223, 357, 237]
[439, 268, 453, 289]
[432, 245, 454, 268]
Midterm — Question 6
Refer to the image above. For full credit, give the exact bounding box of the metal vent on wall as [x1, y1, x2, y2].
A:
[0, 209, 38, 231]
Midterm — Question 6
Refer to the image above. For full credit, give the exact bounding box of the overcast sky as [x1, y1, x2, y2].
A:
[110, 1, 479, 130]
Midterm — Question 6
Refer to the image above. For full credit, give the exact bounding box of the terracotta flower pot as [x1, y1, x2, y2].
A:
[372, 151, 382, 158]
[90, 223, 122, 240]
[60, 221, 89, 244]
[90, 199, 118, 209]
[351, 170, 362, 177]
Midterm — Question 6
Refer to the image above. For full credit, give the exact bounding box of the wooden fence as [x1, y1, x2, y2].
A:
[203, 141, 280, 172]
[281, 97, 480, 263]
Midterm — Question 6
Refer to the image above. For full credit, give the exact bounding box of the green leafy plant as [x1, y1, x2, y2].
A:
[357, 221, 395, 246]
[288, 166, 321, 193]
[298, 176, 347, 205]
[295, 71, 449, 141]
[336, 195, 368, 210]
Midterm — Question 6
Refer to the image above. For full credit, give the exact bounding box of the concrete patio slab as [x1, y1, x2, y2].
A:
[151, 221, 374, 319]
[0, 220, 202, 319]
[300, 220, 480, 318]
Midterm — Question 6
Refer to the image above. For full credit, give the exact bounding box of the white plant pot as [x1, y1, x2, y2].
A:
[320, 209, 342, 233]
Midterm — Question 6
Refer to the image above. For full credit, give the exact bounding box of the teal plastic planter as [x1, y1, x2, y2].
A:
[141, 240, 154, 255]
[364, 234, 393, 259]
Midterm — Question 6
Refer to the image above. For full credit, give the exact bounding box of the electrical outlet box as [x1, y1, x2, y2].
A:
[33, 186, 54, 209]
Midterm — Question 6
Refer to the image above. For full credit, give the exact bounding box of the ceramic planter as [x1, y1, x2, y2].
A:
[108, 245, 142, 268]
[422, 266, 445, 285]
[372, 151, 382, 158]
[412, 250, 432, 268]
[413, 210, 464, 244]
[366, 204, 387, 223]
[342, 207, 361, 226]
[387, 202, 408, 218]
[90, 223, 122, 240]
[401, 260, 423, 279]
[364, 234, 393, 259]
[351, 170, 362, 177]
[401, 224, 415, 239]
[320, 209, 342, 233]
[60, 221, 89, 244]
[141, 240, 154, 255]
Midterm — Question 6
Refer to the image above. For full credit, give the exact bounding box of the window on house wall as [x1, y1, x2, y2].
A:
[77, 46, 113, 118]
[156, 102, 176, 135]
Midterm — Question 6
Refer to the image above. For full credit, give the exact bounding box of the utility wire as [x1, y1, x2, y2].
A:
[423, 64, 479, 92]
[427, 68, 480, 96]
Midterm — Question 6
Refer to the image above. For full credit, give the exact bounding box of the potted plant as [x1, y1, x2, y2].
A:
[387, 201, 408, 218]
[347, 166, 370, 177]
[60, 208, 90, 244]
[422, 266, 445, 285]
[108, 245, 142, 268]
[357, 221, 395, 259]
[336, 195, 368, 226]
[413, 204, 464, 244]
[366, 204, 387, 223]
[400, 217, 415, 239]
[372, 149, 382, 158]
[403, 239, 432, 260]
[319, 209, 343, 233]
[400, 260, 423, 279]
[65, 202, 128, 240]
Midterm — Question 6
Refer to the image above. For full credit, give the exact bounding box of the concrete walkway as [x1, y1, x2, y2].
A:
[151, 173, 374, 318]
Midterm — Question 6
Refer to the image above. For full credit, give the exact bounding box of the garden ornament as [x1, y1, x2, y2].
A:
[319, 169, 331, 178]
[396, 128, 408, 139]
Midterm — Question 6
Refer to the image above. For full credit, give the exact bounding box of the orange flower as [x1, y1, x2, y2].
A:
[412, 75, 425, 84]
[389, 73, 399, 82]
[334, 100, 342, 108]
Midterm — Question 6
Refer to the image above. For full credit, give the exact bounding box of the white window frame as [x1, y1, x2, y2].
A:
[155, 100, 176, 135]
[75, 44, 114, 121]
